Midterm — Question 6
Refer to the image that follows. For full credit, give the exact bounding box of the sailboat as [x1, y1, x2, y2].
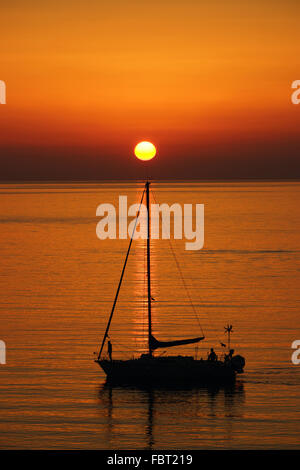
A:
[95, 181, 245, 385]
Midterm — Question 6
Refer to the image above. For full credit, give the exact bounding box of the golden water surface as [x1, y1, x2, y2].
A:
[0, 181, 299, 449]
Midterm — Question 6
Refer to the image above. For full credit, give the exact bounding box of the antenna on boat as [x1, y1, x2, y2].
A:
[224, 324, 233, 353]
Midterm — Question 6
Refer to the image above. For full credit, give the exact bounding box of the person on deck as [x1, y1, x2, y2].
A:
[107, 340, 112, 362]
[225, 348, 234, 362]
[208, 348, 217, 362]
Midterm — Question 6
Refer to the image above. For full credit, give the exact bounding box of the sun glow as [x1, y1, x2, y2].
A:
[134, 141, 156, 161]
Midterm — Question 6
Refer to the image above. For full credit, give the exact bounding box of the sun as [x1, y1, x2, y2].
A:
[134, 141, 156, 161]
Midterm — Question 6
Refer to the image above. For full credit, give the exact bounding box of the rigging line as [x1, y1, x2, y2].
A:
[151, 188, 224, 349]
[97, 188, 146, 360]
[150, 189, 204, 338]
[168, 239, 205, 337]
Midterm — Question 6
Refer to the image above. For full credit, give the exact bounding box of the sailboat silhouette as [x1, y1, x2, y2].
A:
[95, 181, 245, 385]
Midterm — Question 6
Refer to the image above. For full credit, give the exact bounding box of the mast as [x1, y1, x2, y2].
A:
[146, 181, 153, 356]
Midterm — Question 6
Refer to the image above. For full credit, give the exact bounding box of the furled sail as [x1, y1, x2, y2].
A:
[149, 334, 205, 350]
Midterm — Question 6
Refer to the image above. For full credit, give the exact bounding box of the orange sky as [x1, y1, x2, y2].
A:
[0, 0, 300, 179]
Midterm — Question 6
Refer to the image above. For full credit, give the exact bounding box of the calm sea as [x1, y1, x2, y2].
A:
[0, 181, 299, 449]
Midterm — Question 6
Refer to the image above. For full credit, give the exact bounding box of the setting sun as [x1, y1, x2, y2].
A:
[134, 141, 157, 161]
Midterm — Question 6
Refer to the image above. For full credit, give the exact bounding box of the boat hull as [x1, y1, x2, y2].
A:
[96, 356, 236, 385]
